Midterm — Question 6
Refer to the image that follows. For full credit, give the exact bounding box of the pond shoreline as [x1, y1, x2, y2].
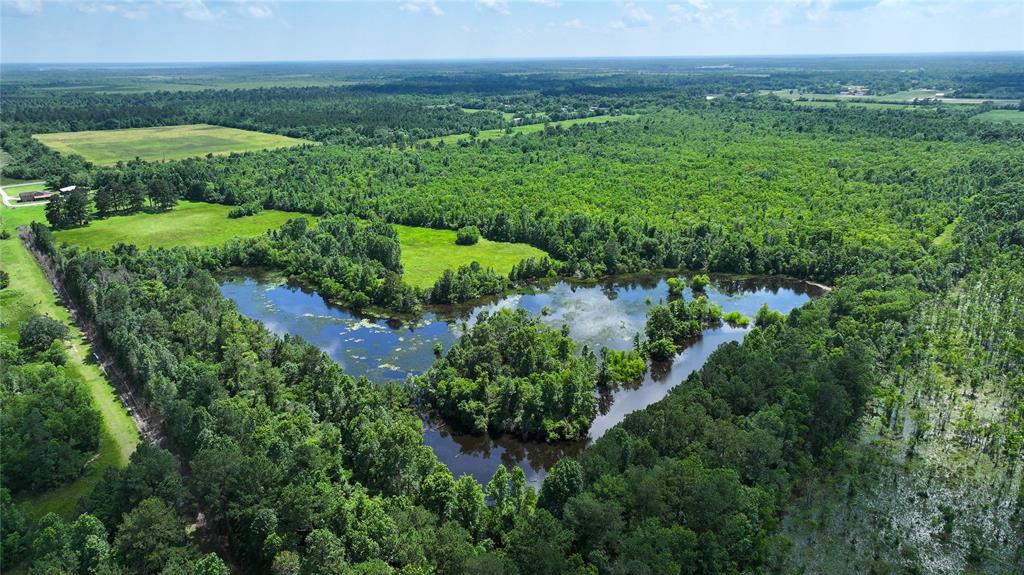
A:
[219, 269, 821, 486]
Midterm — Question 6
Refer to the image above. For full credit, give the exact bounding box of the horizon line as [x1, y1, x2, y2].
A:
[4, 49, 1023, 68]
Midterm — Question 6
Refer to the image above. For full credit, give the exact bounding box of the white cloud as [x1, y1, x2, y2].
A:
[401, 0, 444, 16]
[564, 17, 585, 29]
[477, 0, 510, 16]
[73, 2, 149, 20]
[528, 0, 562, 6]
[688, 0, 710, 11]
[6, 0, 42, 15]
[176, 0, 217, 21]
[245, 5, 270, 18]
[611, 2, 653, 29]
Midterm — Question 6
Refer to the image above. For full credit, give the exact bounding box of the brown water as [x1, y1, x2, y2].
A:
[220, 272, 822, 485]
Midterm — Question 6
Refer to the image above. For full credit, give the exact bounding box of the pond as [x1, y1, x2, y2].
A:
[220, 272, 824, 486]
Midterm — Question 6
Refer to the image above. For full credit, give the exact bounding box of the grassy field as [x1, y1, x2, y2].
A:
[422, 114, 638, 145]
[8, 201, 548, 291]
[52, 201, 301, 249]
[34, 124, 312, 165]
[971, 110, 1024, 124]
[1, 204, 139, 519]
[395, 224, 548, 289]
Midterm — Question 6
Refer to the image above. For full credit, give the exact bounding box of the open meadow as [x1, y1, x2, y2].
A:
[395, 224, 548, 288]
[421, 114, 637, 145]
[34, 124, 312, 165]
[39, 201, 547, 289]
[52, 201, 301, 249]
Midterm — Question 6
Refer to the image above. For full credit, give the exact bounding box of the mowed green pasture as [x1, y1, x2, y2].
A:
[395, 224, 548, 289]
[422, 114, 638, 145]
[34, 124, 312, 165]
[971, 110, 1024, 124]
[52, 201, 301, 249]
[40, 201, 548, 289]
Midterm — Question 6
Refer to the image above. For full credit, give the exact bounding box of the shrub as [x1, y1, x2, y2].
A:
[599, 348, 647, 386]
[666, 277, 684, 297]
[455, 226, 481, 246]
[690, 274, 711, 293]
[723, 311, 751, 328]
[228, 202, 264, 218]
[18, 315, 69, 354]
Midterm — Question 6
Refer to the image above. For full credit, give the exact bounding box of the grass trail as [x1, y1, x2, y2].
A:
[1, 205, 140, 518]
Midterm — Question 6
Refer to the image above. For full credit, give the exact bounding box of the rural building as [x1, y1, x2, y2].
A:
[59, 185, 77, 193]
[19, 190, 56, 202]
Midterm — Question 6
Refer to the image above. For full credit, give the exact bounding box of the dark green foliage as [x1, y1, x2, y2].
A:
[455, 226, 481, 246]
[0, 362, 101, 494]
[44, 187, 91, 229]
[428, 262, 507, 304]
[113, 498, 192, 574]
[228, 201, 263, 218]
[419, 308, 598, 440]
[537, 459, 584, 519]
[0, 488, 30, 568]
[17, 314, 69, 354]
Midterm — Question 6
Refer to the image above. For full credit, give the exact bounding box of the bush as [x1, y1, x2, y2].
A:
[666, 277, 684, 297]
[455, 226, 481, 246]
[228, 202, 264, 218]
[754, 304, 785, 328]
[18, 314, 69, 353]
[690, 274, 711, 292]
[0, 269, 9, 290]
[599, 348, 647, 386]
[723, 311, 751, 328]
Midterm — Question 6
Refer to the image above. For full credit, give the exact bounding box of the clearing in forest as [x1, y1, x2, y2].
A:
[421, 114, 638, 145]
[395, 224, 548, 289]
[52, 201, 300, 249]
[41, 201, 547, 289]
[33, 124, 312, 165]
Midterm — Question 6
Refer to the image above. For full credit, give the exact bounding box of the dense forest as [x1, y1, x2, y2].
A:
[2, 56, 1023, 574]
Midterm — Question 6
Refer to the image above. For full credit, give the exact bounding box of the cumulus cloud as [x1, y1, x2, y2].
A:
[5, 0, 42, 16]
[477, 0, 510, 16]
[564, 17, 585, 29]
[401, 0, 444, 16]
[611, 2, 653, 29]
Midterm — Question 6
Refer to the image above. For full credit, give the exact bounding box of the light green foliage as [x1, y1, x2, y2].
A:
[689, 274, 710, 292]
[34, 124, 312, 165]
[599, 348, 647, 387]
[722, 311, 751, 327]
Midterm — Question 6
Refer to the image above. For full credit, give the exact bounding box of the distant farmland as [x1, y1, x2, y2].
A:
[421, 114, 638, 145]
[34, 124, 312, 165]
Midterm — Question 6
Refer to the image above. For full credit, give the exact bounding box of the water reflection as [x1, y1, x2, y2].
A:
[220, 271, 822, 486]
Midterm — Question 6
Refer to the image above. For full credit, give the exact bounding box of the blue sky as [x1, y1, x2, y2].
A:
[2, 1, 1022, 63]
